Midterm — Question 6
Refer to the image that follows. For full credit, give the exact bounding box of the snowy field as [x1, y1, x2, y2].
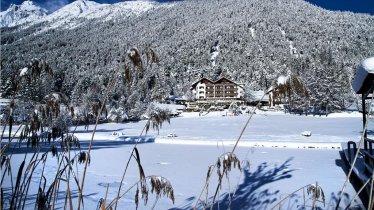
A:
[2, 110, 368, 209]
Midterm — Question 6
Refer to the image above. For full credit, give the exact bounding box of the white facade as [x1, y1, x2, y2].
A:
[237, 84, 244, 98]
[195, 83, 206, 99]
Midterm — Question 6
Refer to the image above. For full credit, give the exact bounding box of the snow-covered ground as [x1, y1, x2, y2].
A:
[2, 110, 367, 209]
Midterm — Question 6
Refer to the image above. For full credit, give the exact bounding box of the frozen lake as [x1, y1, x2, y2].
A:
[1, 111, 368, 209]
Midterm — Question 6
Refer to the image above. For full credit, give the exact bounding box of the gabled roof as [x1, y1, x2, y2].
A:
[190, 77, 243, 89]
[190, 78, 212, 89]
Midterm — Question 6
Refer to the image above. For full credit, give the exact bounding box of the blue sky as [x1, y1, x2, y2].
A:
[305, 0, 374, 15]
[1, 0, 373, 15]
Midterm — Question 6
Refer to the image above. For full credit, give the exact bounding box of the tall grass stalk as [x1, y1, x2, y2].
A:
[113, 120, 148, 210]
[270, 183, 325, 210]
[64, 135, 74, 210]
[1, 125, 23, 155]
[106, 175, 174, 209]
[369, 175, 374, 210]
[193, 91, 268, 210]
[77, 74, 119, 210]
[112, 108, 171, 209]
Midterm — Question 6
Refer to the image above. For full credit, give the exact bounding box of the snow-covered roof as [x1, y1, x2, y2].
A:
[167, 95, 187, 101]
[250, 90, 269, 102]
[277, 75, 288, 85]
[152, 103, 185, 114]
[19, 67, 28, 76]
[352, 57, 374, 94]
[190, 77, 243, 89]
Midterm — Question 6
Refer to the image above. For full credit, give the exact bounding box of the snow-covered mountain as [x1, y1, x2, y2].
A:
[0, 0, 163, 29]
[2, 0, 373, 114]
[47, 0, 104, 19]
[0, 0, 48, 28]
[38, 0, 107, 29]
[40, 0, 160, 29]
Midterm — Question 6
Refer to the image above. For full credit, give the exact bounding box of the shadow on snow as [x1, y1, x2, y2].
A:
[2, 138, 154, 155]
[171, 158, 295, 210]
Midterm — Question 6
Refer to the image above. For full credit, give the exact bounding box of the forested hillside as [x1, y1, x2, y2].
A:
[1, 0, 374, 117]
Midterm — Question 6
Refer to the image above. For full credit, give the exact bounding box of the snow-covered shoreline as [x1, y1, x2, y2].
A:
[156, 138, 343, 150]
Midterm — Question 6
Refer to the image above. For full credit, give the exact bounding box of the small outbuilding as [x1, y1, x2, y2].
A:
[343, 57, 374, 208]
